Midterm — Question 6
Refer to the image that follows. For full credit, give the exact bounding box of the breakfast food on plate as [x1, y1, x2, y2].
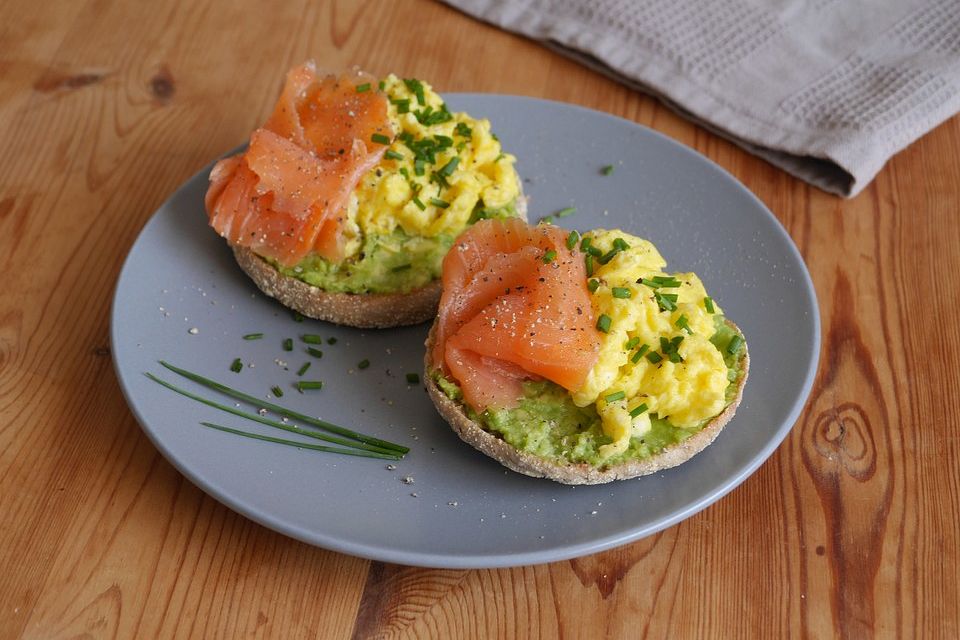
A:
[424, 217, 748, 484]
[204, 62, 525, 328]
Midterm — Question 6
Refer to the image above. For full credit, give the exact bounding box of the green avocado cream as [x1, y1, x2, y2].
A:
[435, 316, 745, 468]
[273, 201, 519, 295]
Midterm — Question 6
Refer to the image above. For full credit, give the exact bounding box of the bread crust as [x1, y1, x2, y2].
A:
[230, 198, 528, 329]
[424, 319, 749, 484]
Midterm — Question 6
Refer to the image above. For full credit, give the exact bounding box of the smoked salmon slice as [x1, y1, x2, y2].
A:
[434, 218, 600, 411]
[204, 62, 391, 267]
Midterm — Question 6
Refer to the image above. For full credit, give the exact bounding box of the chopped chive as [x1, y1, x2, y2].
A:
[542, 249, 557, 264]
[200, 422, 400, 460]
[302, 334, 323, 344]
[587, 278, 600, 293]
[243, 333, 264, 340]
[625, 336, 641, 350]
[371, 133, 391, 145]
[585, 254, 594, 277]
[652, 275, 682, 287]
[612, 287, 632, 299]
[385, 149, 404, 161]
[587, 245, 603, 257]
[539, 215, 554, 225]
[271, 386, 284, 398]
[283, 338, 293, 351]
[355, 83, 371, 93]
[155, 362, 408, 453]
[406, 373, 420, 384]
[629, 403, 648, 418]
[430, 197, 450, 209]
[399, 167, 409, 178]
[412, 196, 426, 210]
[655, 291, 678, 312]
[230, 358, 242, 373]
[293, 311, 304, 322]
[646, 351, 663, 364]
[413, 159, 425, 176]
[598, 248, 620, 265]
[307, 347, 324, 358]
[327, 337, 337, 345]
[631, 344, 650, 363]
[604, 390, 626, 402]
[566, 230, 580, 250]
[392, 263, 412, 272]
[601, 164, 615, 176]
[297, 380, 323, 391]
[727, 335, 744, 355]
[556, 206, 576, 218]
[704, 296, 715, 313]
[391, 98, 410, 114]
[297, 362, 311, 376]
[613, 238, 630, 251]
[676, 314, 692, 334]
[378, 79, 385, 90]
[438, 157, 460, 176]
[357, 359, 370, 370]
[580, 237, 592, 252]
[596, 314, 612, 333]
[455, 122, 472, 137]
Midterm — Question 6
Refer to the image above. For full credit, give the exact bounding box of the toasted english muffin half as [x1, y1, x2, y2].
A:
[424, 318, 749, 485]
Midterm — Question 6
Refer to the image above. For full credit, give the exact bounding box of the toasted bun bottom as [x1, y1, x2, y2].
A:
[424, 320, 749, 485]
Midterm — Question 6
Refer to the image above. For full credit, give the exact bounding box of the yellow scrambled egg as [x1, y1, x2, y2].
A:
[340, 75, 521, 257]
[571, 230, 729, 458]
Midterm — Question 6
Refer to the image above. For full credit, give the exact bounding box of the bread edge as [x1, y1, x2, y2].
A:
[423, 319, 750, 485]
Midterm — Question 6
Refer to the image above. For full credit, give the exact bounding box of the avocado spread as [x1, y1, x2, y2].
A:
[434, 316, 745, 468]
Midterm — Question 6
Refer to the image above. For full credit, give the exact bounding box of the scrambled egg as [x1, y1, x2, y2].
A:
[571, 230, 730, 458]
[340, 75, 521, 257]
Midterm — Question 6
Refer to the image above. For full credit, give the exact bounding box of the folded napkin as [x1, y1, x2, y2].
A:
[443, 0, 960, 196]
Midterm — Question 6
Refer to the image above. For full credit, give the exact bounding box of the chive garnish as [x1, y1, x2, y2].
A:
[307, 347, 324, 358]
[631, 343, 650, 363]
[385, 149, 404, 161]
[580, 237, 592, 252]
[655, 291, 678, 312]
[598, 248, 620, 265]
[406, 373, 420, 384]
[629, 403, 648, 418]
[297, 380, 323, 391]
[243, 333, 263, 340]
[612, 287, 632, 299]
[704, 296, 715, 313]
[271, 386, 284, 398]
[293, 311, 304, 322]
[378, 79, 385, 90]
[585, 254, 594, 277]
[455, 122, 472, 137]
[543, 249, 557, 264]
[430, 197, 450, 209]
[358, 359, 370, 370]
[646, 351, 663, 364]
[676, 314, 692, 334]
[596, 314, 612, 333]
[438, 157, 460, 176]
[403, 78, 425, 105]
[230, 358, 242, 373]
[566, 230, 580, 250]
[613, 238, 630, 251]
[601, 164, 615, 176]
[539, 215, 554, 225]
[283, 338, 293, 351]
[391, 98, 410, 114]
[412, 196, 426, 210]
[604, 390, 626, 402]
[588, 278, 600, 293]
[302, 334, 323, 344]
[556, 206, 576, 218]
[371, 133, 391, 145]
[155, 362, 408, 453]
[587, 245, 603, 257]
[147, 373, 397, 454]
[356, 83, 371, 93]
[392, 263, 412, 272]
[625, 336, 640, 350]
[728, 335, 744, 355]
[297, 362, 311, 376]
[200, 422, 400, 461]
[327, 337, 337, 345]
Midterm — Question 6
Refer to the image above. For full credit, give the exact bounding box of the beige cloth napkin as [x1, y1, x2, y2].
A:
[443, 0, 960, 197]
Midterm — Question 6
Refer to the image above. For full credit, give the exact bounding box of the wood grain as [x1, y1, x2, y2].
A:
[1, 0, 958, 637]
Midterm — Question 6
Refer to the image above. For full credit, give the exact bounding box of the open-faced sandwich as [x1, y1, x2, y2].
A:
[205, 62, 525, 328]
[425, 217, 748, 484]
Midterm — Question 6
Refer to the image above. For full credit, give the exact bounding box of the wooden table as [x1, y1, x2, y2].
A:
[2, 1, 957, 637]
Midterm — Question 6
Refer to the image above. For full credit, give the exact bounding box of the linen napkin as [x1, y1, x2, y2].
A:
[442, 0, 960, 197]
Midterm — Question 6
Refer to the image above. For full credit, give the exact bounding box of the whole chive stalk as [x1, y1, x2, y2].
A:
[307, 347, 324, 358]
[357, 359, 370, 370]
[283, 338, 293, 352]
[297, 380, 323, 392]
[146, 373, 399, 455]
[230, 358, 243, 373]
[297, 362, 311, 376]
[302, 334, 323, 344]
[201, 422, 401, 461]
[243, 333, 264, 340]
[157, 361, 409, 453]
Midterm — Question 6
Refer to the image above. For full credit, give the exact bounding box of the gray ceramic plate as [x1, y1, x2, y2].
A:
[112, 95, 819, 568]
